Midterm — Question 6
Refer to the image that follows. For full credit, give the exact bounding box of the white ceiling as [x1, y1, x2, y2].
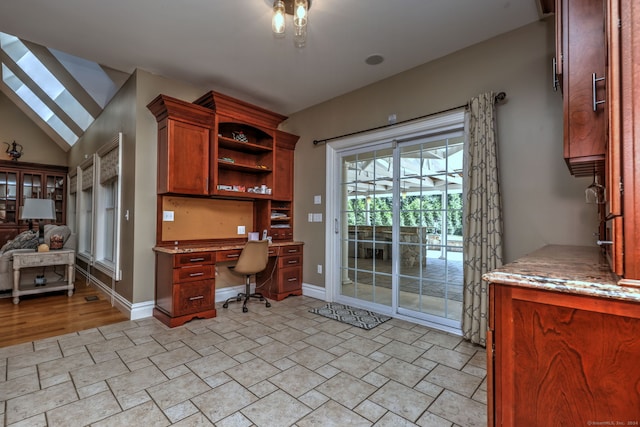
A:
[0, 0, 542, 116]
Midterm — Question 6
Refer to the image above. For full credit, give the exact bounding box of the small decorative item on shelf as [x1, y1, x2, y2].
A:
[231, 131, 248, 142]
[219, 157, 235, 163]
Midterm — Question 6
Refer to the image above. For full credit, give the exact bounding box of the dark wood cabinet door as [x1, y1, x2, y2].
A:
[561, 0, 607, 175]
[490, 284, 640, 425]
[162, 119, 210, 195]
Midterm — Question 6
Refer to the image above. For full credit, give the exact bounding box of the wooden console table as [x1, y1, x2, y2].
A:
[12, 249, 75, 304]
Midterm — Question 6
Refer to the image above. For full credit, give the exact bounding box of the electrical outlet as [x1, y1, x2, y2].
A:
[317, 264, 322, 274]
[163, 211, 174, 221]
[314, 195, 322, 204]
[308, 213, 314, 222]
[313, 213, 323, 222]
[237, 225, 245, 235]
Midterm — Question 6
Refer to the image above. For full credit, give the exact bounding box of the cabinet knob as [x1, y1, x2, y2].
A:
[597, 240, 613, 246]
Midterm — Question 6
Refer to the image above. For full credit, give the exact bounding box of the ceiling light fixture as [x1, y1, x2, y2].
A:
[271, 0, 311, 48]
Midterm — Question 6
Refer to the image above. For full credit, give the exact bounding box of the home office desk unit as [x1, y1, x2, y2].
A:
[12, 249, 75, 304]
[153, 242, 303, 327]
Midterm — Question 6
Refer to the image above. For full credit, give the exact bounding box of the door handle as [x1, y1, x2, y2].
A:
[592, 73, 605, 111]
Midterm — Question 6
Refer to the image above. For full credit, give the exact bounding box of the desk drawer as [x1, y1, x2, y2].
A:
[279, 254, 301, 268]
[174, 252, 214, 267]
[173, 265, 214, 283]
[174, 280, 215, 316]
[279, 245, 302, 256]
[216, 249, 242, 262]
[278, 267, 302, 293]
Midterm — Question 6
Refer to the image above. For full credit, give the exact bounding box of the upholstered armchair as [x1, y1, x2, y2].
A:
[0, 225, 76, 292]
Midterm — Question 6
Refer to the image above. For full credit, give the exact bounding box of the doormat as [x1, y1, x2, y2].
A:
[309, 303, 391, 330]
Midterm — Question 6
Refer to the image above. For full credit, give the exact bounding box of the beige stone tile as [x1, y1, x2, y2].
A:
[428, 390, 486, 427]
[5, 381, 77, 425]
[268, 364, 325, 398]
[164, 363, 192, 379]
[76, 380, 109, 399]
[377, 340, 425, 363]
[116, 389, 152, 410]
[329, 352, 380, 378]
[92, 400, 170, 427]
[163, 400, 200, 423]
[354, 399, 387, 422]
[423, 345, 472, 370]
[151, 327, 197, 345]
[224, 358, 280, 388]
[181, 331, 226, 352]
[150, 345, 200, 371]
[338, 335, 384, 356]
[303, 331, 345, 350]
[6, 365, 37, 381]
[361, 370, 390, 388]
[241, 389, 311, 426]
[414, 379, 444, 397]
[288, 345, 336, 370]
[86, 335, 135, 361]
[147, 372, 210, 409]
[122, 323, 168, 341]
[38, 351, 94, 380]
[314, 318, 353, 335]
[420, 331, 462, 349]
[0, 371, 39, 400]
[297, 400, 371, 427]
[374, 357, 429, 387]
[0, 342, 34, 360]
[192, 380, 258, 423]
[116, 340, 166, 363]
[416, 411, 454, 427]
[297, 389, 329, 410]
[39, 372, 70, 389]
[7, 346, 61, 370]
[369, 380, 434, 423]
[170, 410, 214, 427]
[381, 326, 425, 344]
[425, 365, 483, 398]
[45, 390, 120, 427]
[215, 336, 260, 357]
[57, 330, 105, 351]
[283, 317, 322, 331]
[216, 411, 254, 427]
[235, 324, 279, 340]
[248, 379, 279, 398]
[315, 372, 376, 409]
[187, 352, 238, 379]
[249, 340, 295, 363]
[8, 412, 47, 426]
[107, 365, 167, 398]
[375, 411, 419, 426]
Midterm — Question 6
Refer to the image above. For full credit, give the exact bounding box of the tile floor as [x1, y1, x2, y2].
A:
[0, 296, 487, 426]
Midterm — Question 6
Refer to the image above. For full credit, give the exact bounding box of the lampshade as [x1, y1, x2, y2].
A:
[21, 198, 56, 220]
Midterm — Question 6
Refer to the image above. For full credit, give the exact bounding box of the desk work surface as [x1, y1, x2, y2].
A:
[154, 240, 303, 254]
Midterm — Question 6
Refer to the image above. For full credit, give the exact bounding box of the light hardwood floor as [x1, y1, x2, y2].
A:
[0, 280, 128, 347]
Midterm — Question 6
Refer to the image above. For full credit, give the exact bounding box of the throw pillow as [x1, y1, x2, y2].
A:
[0, 229, 38, 253]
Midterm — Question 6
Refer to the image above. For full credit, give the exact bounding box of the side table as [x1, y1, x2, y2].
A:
[12, 249, 75, 304]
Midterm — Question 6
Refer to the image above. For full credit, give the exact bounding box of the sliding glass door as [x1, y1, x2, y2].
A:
[332, 115, 465, 332]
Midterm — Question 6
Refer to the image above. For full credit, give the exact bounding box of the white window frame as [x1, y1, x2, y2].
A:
[94, 133, 122, 281]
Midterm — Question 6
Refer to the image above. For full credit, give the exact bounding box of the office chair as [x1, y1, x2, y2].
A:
[222, 239, 271, 313]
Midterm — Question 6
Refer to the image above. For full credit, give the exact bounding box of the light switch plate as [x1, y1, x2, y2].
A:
[313, 213, 323, 222]
[237, 225, 246, 235]
[163, 211, 174, 221]
[314, 195, 322, 204]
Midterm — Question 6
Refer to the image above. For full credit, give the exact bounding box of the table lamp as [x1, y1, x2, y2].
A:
[20, 198, 56, 245]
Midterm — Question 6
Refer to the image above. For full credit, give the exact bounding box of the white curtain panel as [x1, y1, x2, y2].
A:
[462, 92, 504, 346]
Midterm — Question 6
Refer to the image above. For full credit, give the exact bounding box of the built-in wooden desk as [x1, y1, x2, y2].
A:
[153, 241, 303, 327]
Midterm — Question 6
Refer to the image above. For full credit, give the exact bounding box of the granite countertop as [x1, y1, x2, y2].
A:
[482, 245, 640, 303]
[154, 240, 303, 254]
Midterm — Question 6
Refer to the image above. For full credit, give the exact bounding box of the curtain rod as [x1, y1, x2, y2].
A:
[312, 91, 506, 145]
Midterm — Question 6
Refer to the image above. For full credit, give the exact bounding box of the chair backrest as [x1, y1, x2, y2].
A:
[232, 240, 269, 275]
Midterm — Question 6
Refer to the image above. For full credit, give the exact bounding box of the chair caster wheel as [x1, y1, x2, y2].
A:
[223, 303, 228, 308]
[242, 307, 248, 313]
[259, 297, 264, 301]
[236, 297, 242, 301]
[266, 302, 271, 308]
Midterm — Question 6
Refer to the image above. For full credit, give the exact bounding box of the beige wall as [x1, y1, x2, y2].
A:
[0, 91, 67, 165]
[283, 19, 598, 287]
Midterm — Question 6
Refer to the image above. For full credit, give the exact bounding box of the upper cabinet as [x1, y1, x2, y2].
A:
[147, 95, 215, 195]
[556, 0, 607, 176]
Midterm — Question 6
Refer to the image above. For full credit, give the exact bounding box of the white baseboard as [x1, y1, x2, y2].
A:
[302, 282, 326, 300]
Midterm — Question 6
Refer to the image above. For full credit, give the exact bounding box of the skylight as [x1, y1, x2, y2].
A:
[0, 32, 117, 149]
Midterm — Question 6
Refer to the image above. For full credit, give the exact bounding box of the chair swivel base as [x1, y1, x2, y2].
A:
[222, 283, 271, 313]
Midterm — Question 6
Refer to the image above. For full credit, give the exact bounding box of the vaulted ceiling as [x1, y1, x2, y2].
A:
[0, 1, 543, 150]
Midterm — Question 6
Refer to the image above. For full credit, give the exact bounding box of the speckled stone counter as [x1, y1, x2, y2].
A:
[483, 245, 640, 303]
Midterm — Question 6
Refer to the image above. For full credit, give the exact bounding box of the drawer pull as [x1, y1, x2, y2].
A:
[287, 260, 298, 264]
[189, 257, 205, 262]
[189, 295, 204, 301]
[287, 249, 297, 253]
[189, 272, 204, 277]
[287, 278, 298, 282]
[592, 72, 606, 111]
[226, 254, 240, 258]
